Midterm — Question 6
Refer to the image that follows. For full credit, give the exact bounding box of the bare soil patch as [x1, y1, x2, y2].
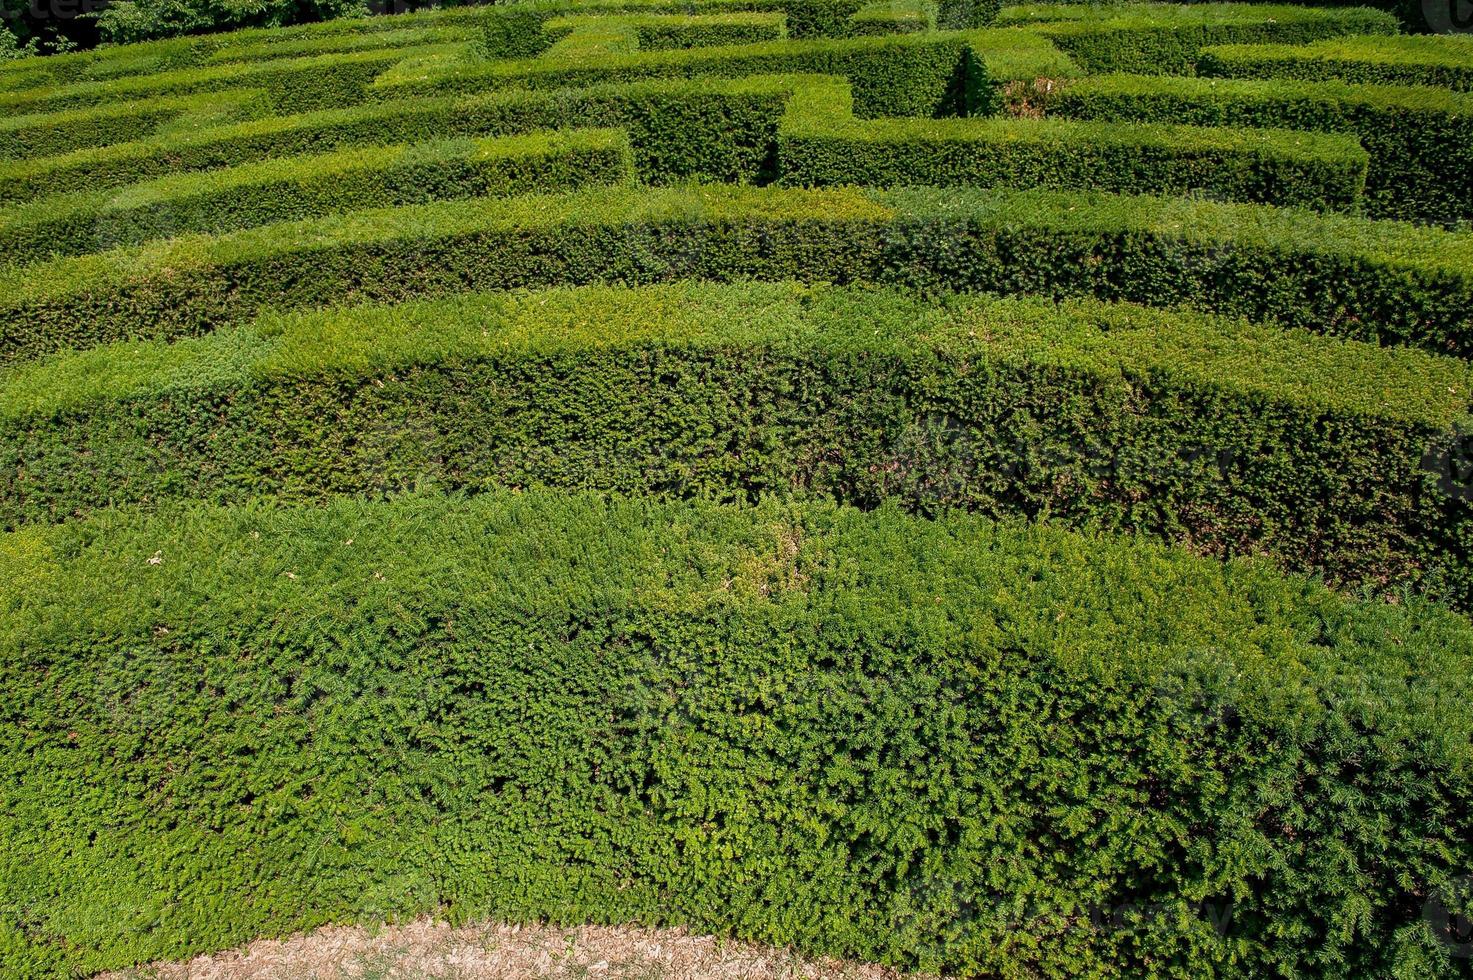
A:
[99, 919, 917, 980]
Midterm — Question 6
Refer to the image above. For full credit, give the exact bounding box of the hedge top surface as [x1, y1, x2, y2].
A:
[1053, 70, 1473, 115]
[0, 185, 888, 300]
[0, 42, 466, 116]
[4, 487, 1470, 746]
[886, 185, 1473, 270]
[0, 128, 623, 246]
[2, 183, 1471, 308]
[996, 2, 1399, 29]
[1206, 32, 1473, 69]
[3, 281, 1467, 429]
[369, 29, 967, 97]
[784, 80, 1369, 166]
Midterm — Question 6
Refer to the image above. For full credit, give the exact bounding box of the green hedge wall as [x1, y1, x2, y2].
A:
[2, 185, 1470, 365]
[3, 282, 1468, 603]
[469, 0, 991, 57]
[0, 5, 497, 87]
[0, 42, 465, 117]
[779, 81, 1369, 211]
[0, 77, 792, 206]
[2, 487, 1471, 978]
[543, 11, 790, 49]
[1199, 34, 1473, 90]
[0, 129, 632, 268]
[374, 31, 971, 120]
[1046, 73, 1473, 227]
[1002, 3, 1399, 74]
[0, 89, 267, 161]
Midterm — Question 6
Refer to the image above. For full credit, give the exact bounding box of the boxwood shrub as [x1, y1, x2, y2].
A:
[1199, 34, 1473, 90]
[2, 185, 1470, 365]
[0, 76, 794, 205]
[1, 487, 1470, 978]
[542, 11, 791, 48]
[1001, 3, 1399, 74]
[2, 281, 1468, 603]
[0, 89, 267, 162]
[373, 30, 972, 119]
[779, 80, 1369, 211]
[0, 42, 466, 117]
[0, 129, 632, 267]
[1046, 73, 1473, 226]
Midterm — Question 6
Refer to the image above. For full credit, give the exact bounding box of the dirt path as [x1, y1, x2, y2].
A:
[100, 919, 917, 980]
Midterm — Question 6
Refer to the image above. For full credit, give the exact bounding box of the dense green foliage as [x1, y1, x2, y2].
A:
[3, 185, 1471, 365]
[0, 76, 794, 204]
[1200, 34, 1473, 90]
[2, 489, 1471, 978]
[3, 3, 1473, 977]
[1046, 73, 1473, 226]
[94, 0, 369, 45]
[996, 3, 1399, 73]
[0, 129, 631, 266]
[3, 282, 1468, 601]
[0, 41, 467, 116]
[781, 80, 1369, 210]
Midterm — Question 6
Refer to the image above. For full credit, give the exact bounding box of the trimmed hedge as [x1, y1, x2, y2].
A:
[1199, 34, 1473, 90]
[0, 5, 500, 88]
[2, 486, 1471, 978]
[0, 129, 632, 267]
[3, 185, 1471, 364]
[0, 76, 796, 205]
[0, 42, 466, 117]
[1002, 3, 1400, 74]
[202, 24, 484, 66]
[373, 30, 972, 119]
[779, 79, 1369, 211]
[1046, 73, 1473, 226]
[0, 89, 268, 161]
[543, 11, 790, 48]
[472, 0, 998, 56]
[2, 281, 1468, 603]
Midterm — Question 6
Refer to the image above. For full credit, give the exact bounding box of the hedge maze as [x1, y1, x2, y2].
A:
[2, 3, 1473, 978]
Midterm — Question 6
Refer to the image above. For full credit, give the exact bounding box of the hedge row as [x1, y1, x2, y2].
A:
[543, 11, 790, 48]
[1000, 3, 1399, 74]
[0, 76, 796, 205]
[201, 24, 483, 66]
[1046, 73, 1473, 227]
[779, 80, 1369, 211]
[0, 89, 269, 161]
[848, 0, 933, 35]
[3, 484, 1472, 979]
[3, 185, 1471, 364]
[1199, 34, 1473, 90]
[3, 281, 1468, 602]
[473, 0, 998, 57]
[0, 5, 498, 88]
[373, 30, 974, 119]
[0, 42, 465, 117]
[0, 129, 631, 268]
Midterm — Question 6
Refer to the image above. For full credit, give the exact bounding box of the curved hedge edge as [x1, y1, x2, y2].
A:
[2, 487, 1471, 978]
[1044, 72, 1473, 227]
[0, 128, 633, 268]
[0, 41, 469, 117]
[1198, 34, 1473, 90]
[1, 184, 1470, 366]
[1007, 3, 1400, 74]
[0, 4, 505, 89]
[0, 75, 800, 205]
[1, 282, 1468, 602]
[0, 88, 269, 162]
[778, 79, 1369, 211]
